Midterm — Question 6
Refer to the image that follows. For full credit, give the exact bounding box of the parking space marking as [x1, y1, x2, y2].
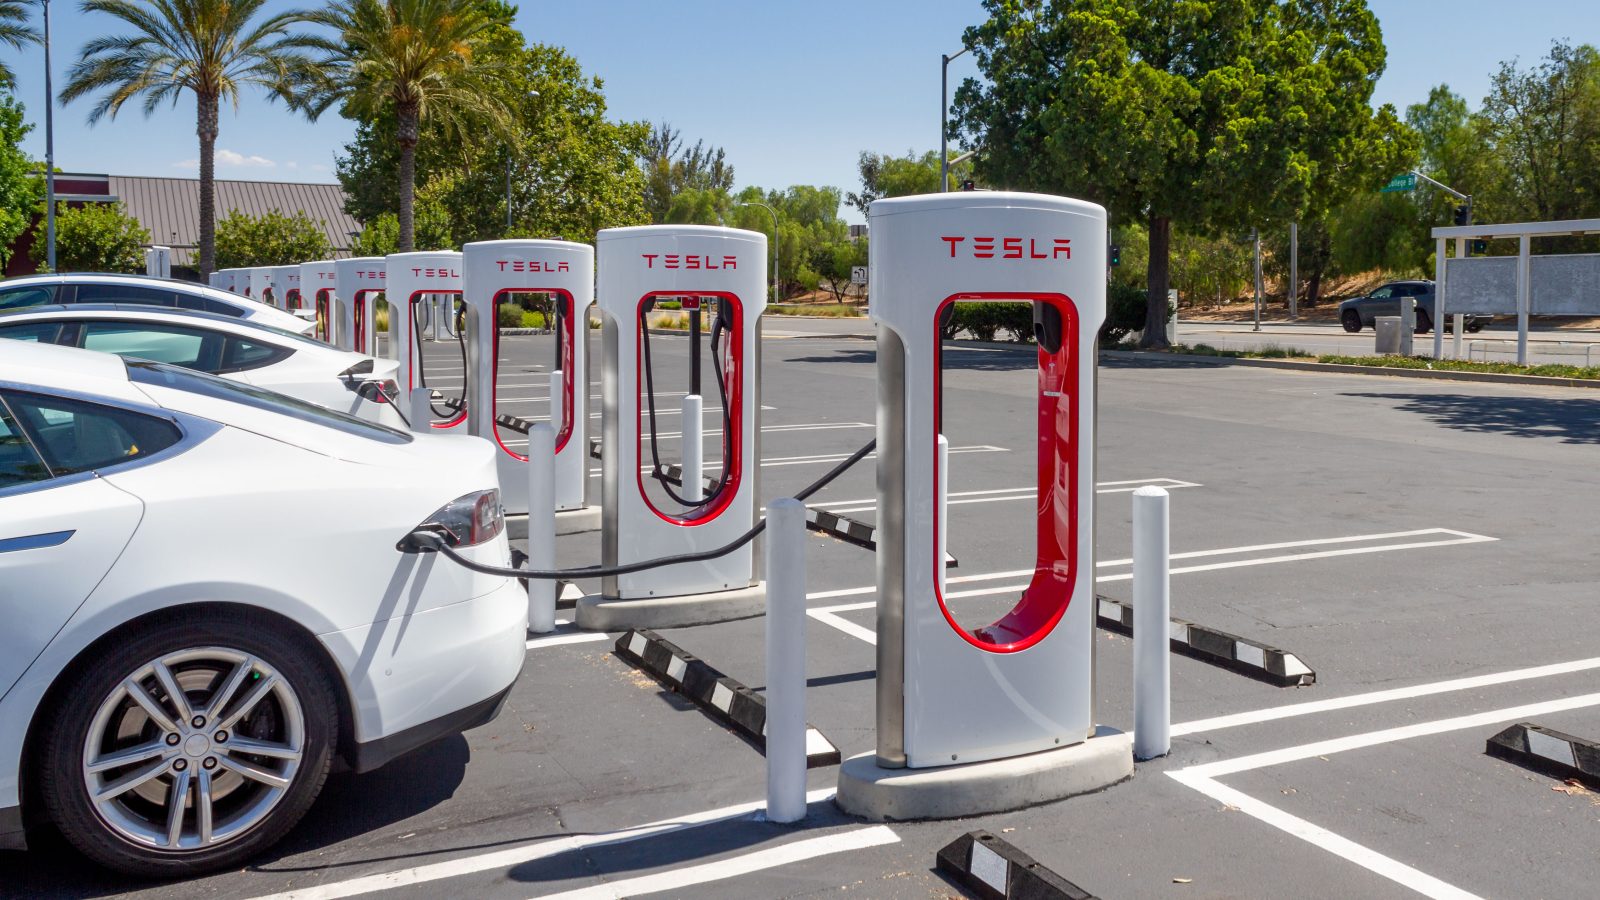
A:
[245, 788, 840, 900]
[526, 631, 610, 650]
[578, 445, 1008, 474]
[535, 825, 899, 900]
[1169, 691, 1600, 900]
[810, 477, 1203, 513]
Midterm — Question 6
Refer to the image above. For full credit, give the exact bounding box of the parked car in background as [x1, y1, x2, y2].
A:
[0, 341, 523, 876]
[0, 306, 406, 429]
[0, 274, 312, 335]
[1338, 280, 1491, 334]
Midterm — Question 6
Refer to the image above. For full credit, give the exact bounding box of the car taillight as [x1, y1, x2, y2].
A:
[402, 489, 504, 549]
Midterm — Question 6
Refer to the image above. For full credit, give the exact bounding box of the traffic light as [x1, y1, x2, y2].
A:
[1453, 204, 1471, 227]
[1109, 245, 1121, 266]
[1472, 239, 1488, 254]
[960, 179, 976, 191]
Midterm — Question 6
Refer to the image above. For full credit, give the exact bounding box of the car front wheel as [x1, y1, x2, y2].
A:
[1415, 310, 1433, 334]
[1341, 310, 1362, 332]
[37, 613, 336, 877]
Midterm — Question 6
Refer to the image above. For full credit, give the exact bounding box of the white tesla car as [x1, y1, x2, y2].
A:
[0, 273, 312, 335]
[0, 342, 524, 876]
[0, 305, 407, 430]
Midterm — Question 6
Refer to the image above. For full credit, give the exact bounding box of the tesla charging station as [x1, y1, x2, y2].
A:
[217, 269, 241, 295]
[836, 192, 1131, 820]
[271, 265, 303, 311]
[463, 239, 598, 529]
[576, 225, 767, 630]
[144, 246, 171, 278]
[300, 260, 339, 343]
[388, 251, 466, 434]
[335, 257, 387, 355]
[250, 267, 278, 308]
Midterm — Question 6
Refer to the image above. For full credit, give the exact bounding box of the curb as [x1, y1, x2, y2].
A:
[613, 630, 842, 768]
[1486, 722, 1600, 788]
[936, 831, 1097, 900]
[807, 507, 958, 567]
[1095, 595, 1315, 687]
[1100, 349, 1600, 389]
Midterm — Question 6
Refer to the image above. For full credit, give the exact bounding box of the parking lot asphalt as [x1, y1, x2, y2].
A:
[5, 323, 1599, 899]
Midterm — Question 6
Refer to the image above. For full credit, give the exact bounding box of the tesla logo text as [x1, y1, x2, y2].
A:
[314, 272, 335, 281]
[941, 236, 1071, 260]
[641, 253, 738, 270]
[495, 260, 570, 273]
[410, 267, 461, 278]
[355, 270, 384, 280]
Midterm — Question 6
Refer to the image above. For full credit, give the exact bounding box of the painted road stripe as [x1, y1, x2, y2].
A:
[534, 825, 900, 900]
[813, 478, 1202, 513]
[578, 444, 1007, 474]
[1169, 692, 1600, 900]
[243, 788, 840, 900]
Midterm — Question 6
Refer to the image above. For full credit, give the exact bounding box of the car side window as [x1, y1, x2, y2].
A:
[1370, 287, 1392, 299]
[0, 322, 66, 344]
[2, 391, 181, 477]
[80, 321, 224, 371]
[0, 285, 56, 311]
[73, 284, 177, 307]
[219, 336, 292, 373]
[0, 399, 52, 489]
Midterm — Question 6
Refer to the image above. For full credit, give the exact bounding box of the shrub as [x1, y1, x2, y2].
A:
[498, 303, 523, 328]
[32, 201, 148, 273]
[520, 310, 547, 329]
[1101, 282, 1157, 345]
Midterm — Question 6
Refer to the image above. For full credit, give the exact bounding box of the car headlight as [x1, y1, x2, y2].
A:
[398, 489, 504, 551]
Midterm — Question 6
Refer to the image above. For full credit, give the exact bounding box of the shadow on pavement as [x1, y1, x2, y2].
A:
[1349, 392, 1600, 444]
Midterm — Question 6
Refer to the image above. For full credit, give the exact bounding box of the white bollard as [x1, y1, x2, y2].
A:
[681, 394, 703, 503]
[526, 423, 557, 634]
[1133, 485, 1171, 761]
[937, 434, 948, 596]
[764, 497, 807, 823]
[408, 388, 432, 435]
[549, 370, 565, 437]
[1452, 313, 1464, 360]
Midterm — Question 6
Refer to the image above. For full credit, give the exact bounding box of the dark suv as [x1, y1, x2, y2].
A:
[1338, 280, 1490, 334]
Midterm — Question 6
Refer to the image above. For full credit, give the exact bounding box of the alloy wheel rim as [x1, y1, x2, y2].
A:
[80, 647, 305, 852]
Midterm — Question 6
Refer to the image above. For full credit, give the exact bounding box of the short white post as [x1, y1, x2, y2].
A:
[526, 423, 557, 634]
[1133, 485, 1171, 761]
[549, 370, 565, 437]
[431, 295, 443, 342]
[681, 394, 703, 503]
[937, 433, 949, 596]
[1452, 314, 1464, 360]
[765, 497, 807, 823]
[408, 388, 431, 435]
[1516, 233, 1531, 365]
[1399, 295, 1415, 357]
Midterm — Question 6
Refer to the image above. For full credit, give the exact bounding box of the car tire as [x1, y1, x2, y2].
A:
[1465, 322, 1484, 333]
[1341, 310, 1362, 333]
[36, 610, 337, 877]
[1415, 310, 1432, 334]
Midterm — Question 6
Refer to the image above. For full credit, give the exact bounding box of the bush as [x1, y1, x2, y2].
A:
[943, 302, 1036, 343]
[1101, 282, 1156, 345]
[520, 310, 547, 329]
[32, 201, 148, 273]
[215, 209, 332, 268]
[498, 303, 523, 328]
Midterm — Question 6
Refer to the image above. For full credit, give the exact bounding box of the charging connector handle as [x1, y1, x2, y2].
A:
[413, 437, 877, 580]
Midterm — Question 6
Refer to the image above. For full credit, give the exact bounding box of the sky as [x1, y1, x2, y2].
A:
[5, 0, 1591, 224]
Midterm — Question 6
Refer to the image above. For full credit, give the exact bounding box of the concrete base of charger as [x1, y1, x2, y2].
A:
[506, 506, 602, 539]
[575, 582, 767, 631]
[834, 726, 1132, 821]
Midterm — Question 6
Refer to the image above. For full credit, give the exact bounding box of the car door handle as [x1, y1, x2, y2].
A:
[0, 530, 75, 553]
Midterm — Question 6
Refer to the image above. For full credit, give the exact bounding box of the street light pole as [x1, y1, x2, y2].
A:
[505, 90, 539, 235]
[737, 201, 779, 304]
[43, 0, 56, 271]
[940, 46, 968, 193]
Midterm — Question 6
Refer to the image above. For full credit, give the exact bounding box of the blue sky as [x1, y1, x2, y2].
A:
[6, 0, 1590, 223]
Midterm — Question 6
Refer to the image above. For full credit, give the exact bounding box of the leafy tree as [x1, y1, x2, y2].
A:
[334, 36, 648, 246]
[814, 238, 866, 302]
[846, 149, 974, 217]
[61, 0, 312, 277]
[727, 185, 851, 299]
[215, 209, 333, 267]
[0, 89, 41, 270]
[31, 201, 148, 273]
[350, 211, 400, 256]
[954, 0, 1401, 348]
[642, 122, 734, 224]
[1476, 41, 1600, 224]
[297, 0, 513, 252]
[0, 0, 42, 87]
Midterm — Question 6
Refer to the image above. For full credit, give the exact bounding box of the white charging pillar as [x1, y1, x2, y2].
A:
[247, 267, 274, 305]
[144, 246, 171, 279]
[837, 192, 1130, 820]
[299, 260, 339, 344]
[388, 251, 465, 433]
[270, 265, 303, 312]
[335, 256, 387, 354]
[462, 240, 596, 524]
[580, 225, 767, 630]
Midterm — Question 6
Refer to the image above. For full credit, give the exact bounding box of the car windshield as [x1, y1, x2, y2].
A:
[203, 314, 328, 349]
[123, 358, 412, 444]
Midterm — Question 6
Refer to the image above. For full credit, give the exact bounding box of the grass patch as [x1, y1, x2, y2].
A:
[769, 303, 865, 318]
[1316, 354, 1600, 380]
[1168, 342, 1316, 360]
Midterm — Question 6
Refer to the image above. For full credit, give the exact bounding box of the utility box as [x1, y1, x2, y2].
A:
[1375, 316, 1403, 355]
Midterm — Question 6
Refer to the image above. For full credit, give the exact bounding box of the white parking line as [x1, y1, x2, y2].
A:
[245, 788, 840, 900]
[526, 631, 609, 650]
[811, 478, 1202, 513]
[576, 445, 1009, 473]
[504, 421, 875, 449]
[534, 825, 900, 900]
[1169, 691, 1600, 900]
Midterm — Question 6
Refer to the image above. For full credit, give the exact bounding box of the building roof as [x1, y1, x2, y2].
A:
[108, 175, 360, 266]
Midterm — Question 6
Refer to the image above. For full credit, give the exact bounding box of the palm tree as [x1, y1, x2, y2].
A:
[294, 0, 509, 252]
[0, 0, 42, 86]
[60, 0, 311, 277]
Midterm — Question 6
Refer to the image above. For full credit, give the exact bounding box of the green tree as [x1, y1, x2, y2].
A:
[350, 211, 400, 256]
[642, 122, 734, 224]
[333, 36, 647, 245]
[214, 209, 333, 267]
[31, 201, 149, 273]
[0, 0, 41, 87]
[296, 0, 512, 253]
[0, 89, 41, 270]
[61, 0, 311, 277]
[846, 149, 975, 217]
[727, 185, 851, 299]
[955, 0, 1400, 348]
[1476, 41, 1600, 223]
